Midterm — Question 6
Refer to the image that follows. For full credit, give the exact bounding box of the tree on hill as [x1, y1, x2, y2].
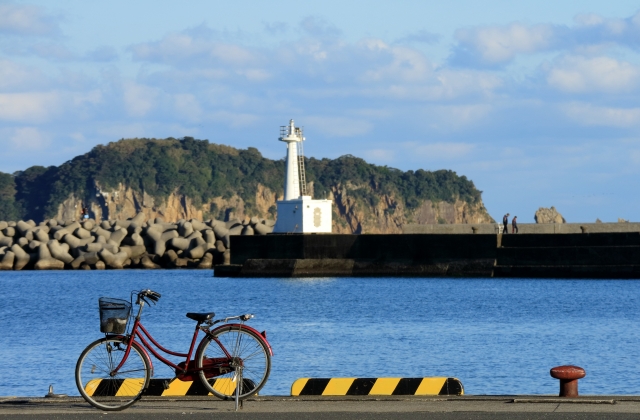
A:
[0, 172, 21, 221]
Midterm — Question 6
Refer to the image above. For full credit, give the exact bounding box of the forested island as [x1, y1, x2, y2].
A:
[0, 137, 492, 233]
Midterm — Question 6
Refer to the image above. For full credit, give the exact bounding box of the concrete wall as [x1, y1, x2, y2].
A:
[501, 232, 640, 247]
[403, 223, 640, 234]
[230, 234, 497, 265]
[494, 232, 640, 279]
[220, 231, 640, 278]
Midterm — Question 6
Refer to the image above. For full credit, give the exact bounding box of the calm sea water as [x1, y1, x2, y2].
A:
[1, 270, 639, 397]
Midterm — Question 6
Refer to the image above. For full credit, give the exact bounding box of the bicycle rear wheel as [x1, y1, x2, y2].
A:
[75, 337, 150, 411]
[196, 326, 271, 399]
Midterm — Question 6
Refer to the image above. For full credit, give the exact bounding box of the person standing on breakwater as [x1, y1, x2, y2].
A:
[512, 216, 518, 234]
[503, 213, 510, 234]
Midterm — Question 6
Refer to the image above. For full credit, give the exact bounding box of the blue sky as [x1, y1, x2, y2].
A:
[1, 0, 639, 222]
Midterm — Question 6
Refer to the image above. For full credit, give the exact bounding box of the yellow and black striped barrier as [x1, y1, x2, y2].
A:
[291, 377, 463, 396]
[85, 378, 255, 397]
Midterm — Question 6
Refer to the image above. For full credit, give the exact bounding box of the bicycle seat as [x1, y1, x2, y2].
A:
[186, 312, 215, 322]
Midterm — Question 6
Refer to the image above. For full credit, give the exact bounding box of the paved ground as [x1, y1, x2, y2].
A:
[3, 396, 640, 419]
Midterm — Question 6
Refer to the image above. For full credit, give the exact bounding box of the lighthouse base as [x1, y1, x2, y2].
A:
[273, 196, 332, 233]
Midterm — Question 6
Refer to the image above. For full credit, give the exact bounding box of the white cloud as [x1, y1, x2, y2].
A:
[574, 14, 605, 27]
[0, 59, 45, 90]
[209, 111, 261, 128]
[448, 11, 640, 68]
[130, 32, 259, 67]
[547, 56, 640, 93]
[9, 127, 50, 150]
[453, 23, 556, 65]
[432, 104, 493, 126]
[29, 42, 74, 60]
[293, 39, 330, 61]
[305, 116, 372, 137]
[360, 69, 502, 101]
[70, 90, 102, 108]
[404, 141, 476, 160]
[362, 45, 432, 83]
[0, 91, 60, 122]
[0, 89, 101, 123]
[236, 69, 271, 81]
[0, 3, 59, 36]
[69, 132, 85, 142]
[561, 103, 640, 127]
[299, 16, 341, 38]
[395, 30, 440, 45]
[401, 103, 494, 134]
[430, 70, 502, 100]
[123, 83, 161, 117]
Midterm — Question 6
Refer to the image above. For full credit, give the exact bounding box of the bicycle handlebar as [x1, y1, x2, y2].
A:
[136, 289, 161, 306]
[132, 289, 254, 325]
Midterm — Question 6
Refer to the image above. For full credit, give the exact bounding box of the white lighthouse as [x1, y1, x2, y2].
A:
[272, 120, 332, 233]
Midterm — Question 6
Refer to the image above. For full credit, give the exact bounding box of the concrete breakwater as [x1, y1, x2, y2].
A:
[0, 213, 274, 270]
[403, 222, 640, 234]
[217, 234, 497, 277]
[216, 232, 640, 278]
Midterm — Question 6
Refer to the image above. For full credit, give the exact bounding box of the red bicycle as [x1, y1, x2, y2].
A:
[75, 289, 272, 411]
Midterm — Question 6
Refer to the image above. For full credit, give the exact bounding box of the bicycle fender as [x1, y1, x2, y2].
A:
[109, 335, 155, 378]
[210, 324, 273, 356]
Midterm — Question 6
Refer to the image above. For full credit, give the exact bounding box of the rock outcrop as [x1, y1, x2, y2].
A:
[535, 206, 566, 224]
[329, 183, 493, 234]
[0, 212, 274, 270]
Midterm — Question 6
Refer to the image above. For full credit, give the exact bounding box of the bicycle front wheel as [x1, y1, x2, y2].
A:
[75, 337, 150, 411]
[196, 326, 271, 400]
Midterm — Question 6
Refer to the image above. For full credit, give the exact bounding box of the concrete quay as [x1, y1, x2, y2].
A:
[3, 395, 640, 419]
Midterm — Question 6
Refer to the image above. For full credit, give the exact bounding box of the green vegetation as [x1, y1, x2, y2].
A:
[305, 154, 482, 211]
[0, 172, 21, 221]
[0, 138, 484, 222]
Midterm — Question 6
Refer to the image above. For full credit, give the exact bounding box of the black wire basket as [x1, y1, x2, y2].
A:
[99, 297, 131, 334]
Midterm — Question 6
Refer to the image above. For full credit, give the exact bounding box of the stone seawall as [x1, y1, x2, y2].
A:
[0, 213, 274, 270]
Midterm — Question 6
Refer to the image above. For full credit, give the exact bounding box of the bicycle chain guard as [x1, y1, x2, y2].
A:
[175, 358, 231, 382]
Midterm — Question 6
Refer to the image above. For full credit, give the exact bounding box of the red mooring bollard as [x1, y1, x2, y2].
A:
[550, 365, 586, 397]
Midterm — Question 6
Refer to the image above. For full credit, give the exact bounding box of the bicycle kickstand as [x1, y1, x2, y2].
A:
[234, 367, 244, 411]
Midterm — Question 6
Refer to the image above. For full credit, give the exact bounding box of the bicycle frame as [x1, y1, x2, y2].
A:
[110, 300, 272, 380]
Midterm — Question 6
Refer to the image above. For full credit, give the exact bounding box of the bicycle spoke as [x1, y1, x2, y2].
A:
[197, 327, 270, 400]
[76, 337, 149, 411]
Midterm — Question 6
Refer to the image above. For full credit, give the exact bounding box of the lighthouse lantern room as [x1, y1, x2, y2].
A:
[272, 120, 332, 233]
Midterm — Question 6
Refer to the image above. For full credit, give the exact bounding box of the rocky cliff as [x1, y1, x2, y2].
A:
[52, 179, 492, 234]
[329, 182, 492, 233]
